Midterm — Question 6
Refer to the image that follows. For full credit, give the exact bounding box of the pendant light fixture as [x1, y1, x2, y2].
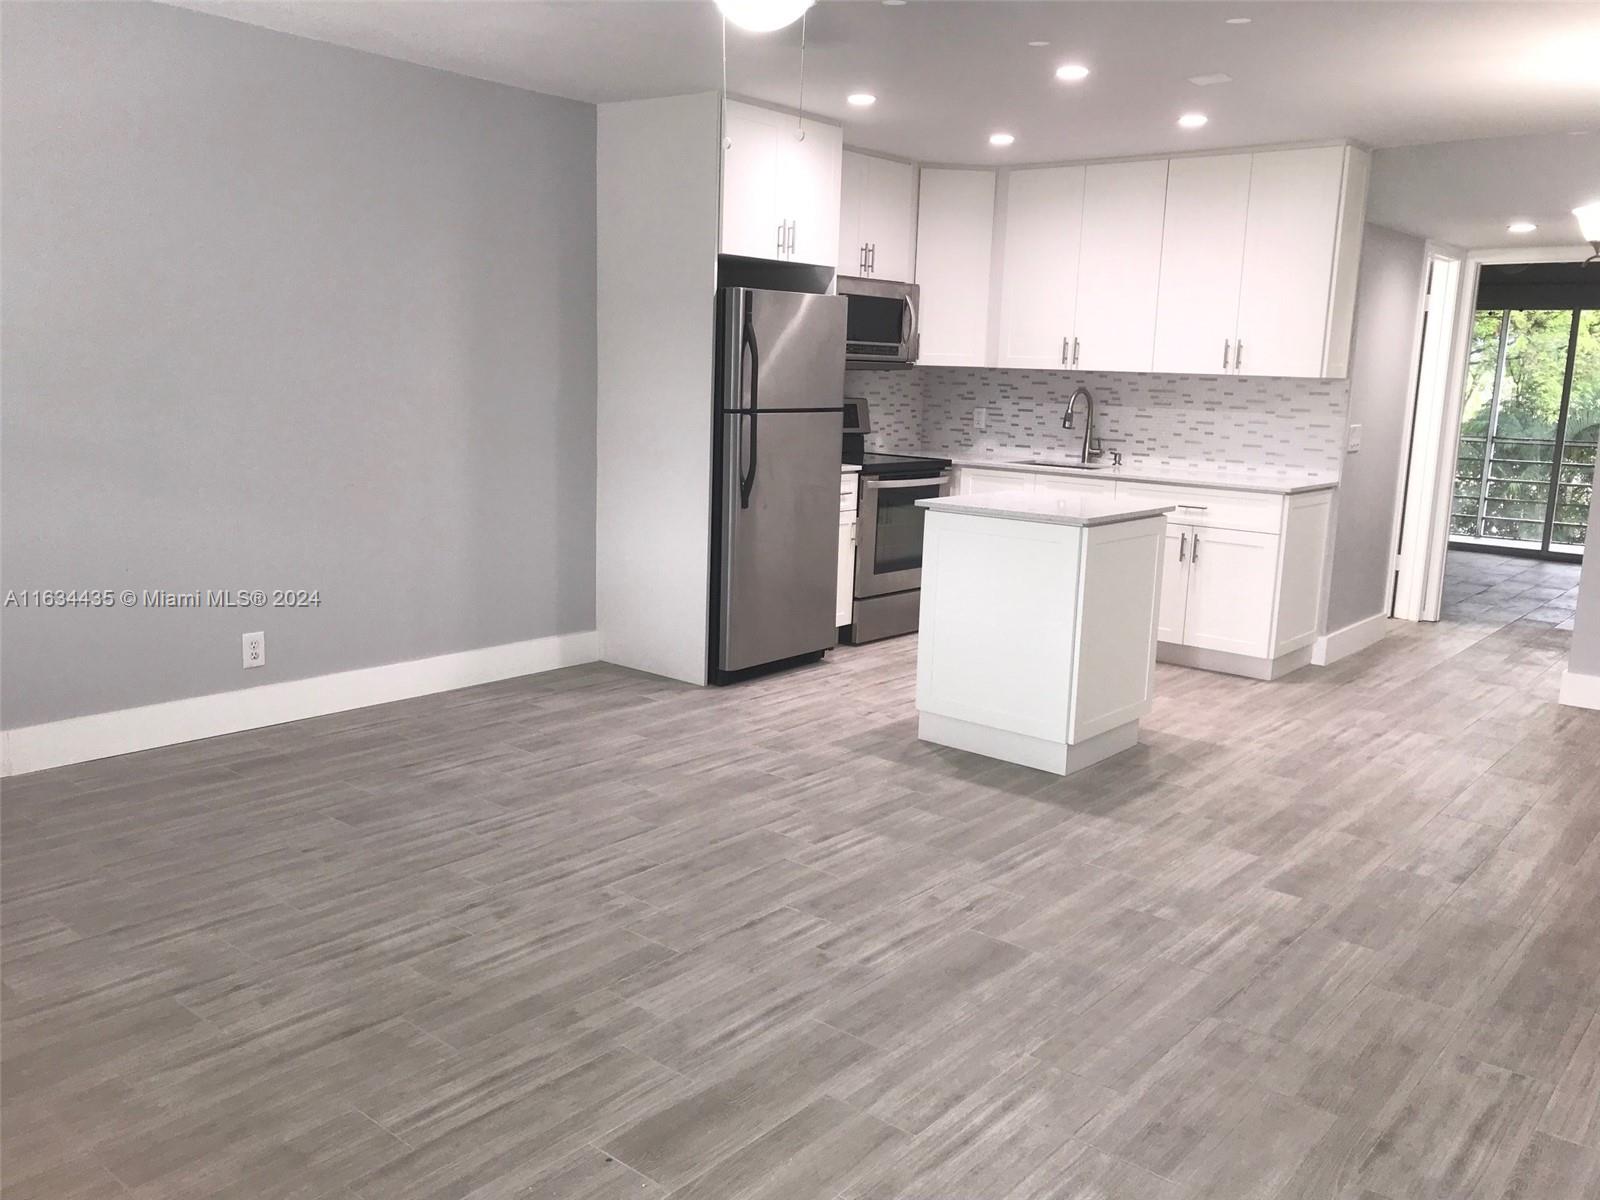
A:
[715, 0, 814, 34]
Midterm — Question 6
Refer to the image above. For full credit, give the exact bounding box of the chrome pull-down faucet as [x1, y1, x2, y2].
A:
[1062, 386, 1098, 463]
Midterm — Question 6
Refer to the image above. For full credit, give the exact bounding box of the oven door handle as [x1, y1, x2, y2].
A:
[863, 473, 950, 490]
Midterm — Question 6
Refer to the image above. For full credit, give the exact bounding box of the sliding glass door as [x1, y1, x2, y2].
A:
[1452, 307, 1598, 557]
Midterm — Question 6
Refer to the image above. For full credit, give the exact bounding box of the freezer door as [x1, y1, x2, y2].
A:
[719, 409, 843, 672]
[724, 288, 847, 413]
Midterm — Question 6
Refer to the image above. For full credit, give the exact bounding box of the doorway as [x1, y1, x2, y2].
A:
[1392, 249, 1599, 623]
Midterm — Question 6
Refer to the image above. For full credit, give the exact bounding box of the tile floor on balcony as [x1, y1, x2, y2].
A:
[1442, 548, 1582, 629]
[4, 572, 1600, 1200]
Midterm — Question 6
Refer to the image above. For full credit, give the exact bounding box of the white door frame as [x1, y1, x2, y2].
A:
[1389, 243, 1460, 621]
[1391, 243, 1593, 622]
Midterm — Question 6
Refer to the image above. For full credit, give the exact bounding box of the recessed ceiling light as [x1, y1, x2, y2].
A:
[1028, 40, 1050, 47]
[1177, 112, 1209, 129]
[1507, 221, 1538, 234]
[881, 0, 906, 6]
[1055, 63, 1091, 82]
[847, 93, 877, 107]
[989, 132, 1016, 147]
[1188, 73, 1232, 87]
[1225, 16, 1252, 24]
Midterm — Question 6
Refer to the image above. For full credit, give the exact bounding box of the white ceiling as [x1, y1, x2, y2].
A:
[174, 0, 1600, 164]
[1370, 133, 1600, 252]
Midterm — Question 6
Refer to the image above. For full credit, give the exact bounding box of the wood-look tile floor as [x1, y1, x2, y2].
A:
[5, 552, 1599, 1199]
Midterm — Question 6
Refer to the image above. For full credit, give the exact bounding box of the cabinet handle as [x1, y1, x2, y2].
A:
[1192, 532, 1201, 563]
[777, 222, 786, 258]
[1223, 339, 1231, 371]
[1072, 337, 1080, 366]
[859, 243, 867, 274]
[787, 221, 797, 255]
[1061, 336, 1069, 366]
[1179, 532, 1187, 563]
[1235, 341, 1244, 372]
[868, 243, 875, 273]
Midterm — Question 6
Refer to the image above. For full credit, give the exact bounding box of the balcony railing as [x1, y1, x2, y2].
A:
[1451, 434, 1595, 550]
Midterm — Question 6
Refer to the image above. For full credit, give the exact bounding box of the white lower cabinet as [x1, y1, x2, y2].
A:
[837, 523, 855, 627]
[1173, 525, 1278, 658]
[838, 471, 858, 628]
[1033, 474, 1107, 500]
[956, 468, 1032, 496]
[951, 467, 1333, 678]
[1137, 489, 1334, 677]
[1157, 525, 1191, 645]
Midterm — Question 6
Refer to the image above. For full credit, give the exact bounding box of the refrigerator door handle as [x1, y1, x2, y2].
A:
[739, 307, 760, 509]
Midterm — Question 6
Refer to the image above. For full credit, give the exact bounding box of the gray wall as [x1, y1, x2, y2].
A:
[2, 2, 597, 727]
[1326, 224, 1428, 631]
[1570, 458, 1600, 679]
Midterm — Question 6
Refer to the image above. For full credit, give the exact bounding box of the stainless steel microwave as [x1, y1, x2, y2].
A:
[837, 276, 919, 368]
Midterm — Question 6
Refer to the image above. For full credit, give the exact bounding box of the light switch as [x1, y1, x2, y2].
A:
[1346, 423, 1362, 452]
[973, 407, 988, 431]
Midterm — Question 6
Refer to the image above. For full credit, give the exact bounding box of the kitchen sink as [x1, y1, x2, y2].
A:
[1009, 459, 1112, 471]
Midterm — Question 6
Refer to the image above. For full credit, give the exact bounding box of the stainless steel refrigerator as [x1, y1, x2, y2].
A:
[711, 285, 847, 682]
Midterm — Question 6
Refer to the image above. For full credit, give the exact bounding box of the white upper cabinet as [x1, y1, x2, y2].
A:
[721, 104, 784, 260]
[838, 151, 918, 281]
[997, 166, 1085, 368]
[720, 100, 842, 267]
[838, 151, 868, 274]
[915, 168, 996, 367]
[1235, 145, 1368, 378]
[1152, 154, 1252, 375]
[1071, 159, 1169, 373]
[908, 140, 1367, 379]
[782, 118, 843, 267]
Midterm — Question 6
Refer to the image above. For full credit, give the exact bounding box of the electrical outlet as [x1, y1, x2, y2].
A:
[1346, 423, 1363, 452]
[973, 407, 988, 431]
[242, 631, 265, 669]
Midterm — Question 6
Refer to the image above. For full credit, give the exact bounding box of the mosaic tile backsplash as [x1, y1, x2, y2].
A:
[846, 367, 1351, 479]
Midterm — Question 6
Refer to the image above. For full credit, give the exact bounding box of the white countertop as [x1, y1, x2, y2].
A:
[919, 489, 1174, 528]
[946, 456, 1338, 496]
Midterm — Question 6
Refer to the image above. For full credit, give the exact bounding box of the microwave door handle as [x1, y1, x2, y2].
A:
[903, 293, 918, 348]
[739, 308, 759, 509]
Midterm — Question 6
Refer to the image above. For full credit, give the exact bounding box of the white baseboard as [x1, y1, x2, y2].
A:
[1312, 613, 1390, 666]
[1156, 642, 1311, 682]
[918, 710, 1140, 776]
[0, 630, 599, 778]
[1559, 669, 1600, 711]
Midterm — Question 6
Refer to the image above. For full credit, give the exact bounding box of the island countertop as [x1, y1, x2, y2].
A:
[918, 489, 1174, 528]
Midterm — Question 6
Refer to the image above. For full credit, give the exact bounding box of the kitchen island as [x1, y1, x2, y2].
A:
[914, 490, 1172, 775]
